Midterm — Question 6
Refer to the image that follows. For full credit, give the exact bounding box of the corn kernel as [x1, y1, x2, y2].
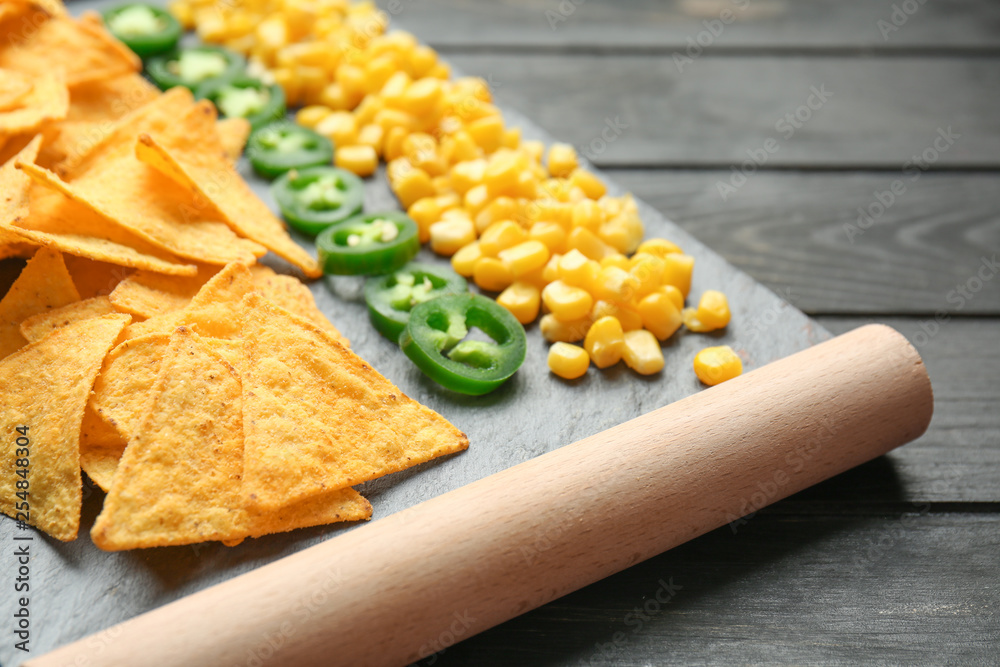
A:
[541, 253, 562, 284]
[637, 238, 683, 258]
[540, 313, 592, 343]
[466, 115, 504, 153]
[448, 159, 485, 195]
[502, 126, 521, 149]
[600, 254, 630, 271]
[567, 226, 616, 261]
[542, 280, 593, 322]
[408, 197, 441, 243]
[442, 131, 481, 163]
[401, 77, 444, 116]
[498, 240, 550, 277]
[547, 342, 589, 380]
[497, 281, 541, 324]
[475, 196, 518, 233]
[427, 62, 451, 79]
[591, 300, 642, 332]
[594, 265, 640, 303]
[522, 140, 545, 164]
[569, 169, 607, 200]
[319, 82, 350, 110]
[296, 105, 332, 129]
[464, 184, 490, 217]
[379, 70, 412, 107]
[622, 329, 664, 375]
[374, 108, 416, 133]
[473, 257, 514, 292]
[529, 221, 568, 254]
[584, 316, 625, 369]
[557, 249, 599, 290]
[637, 291, 683, 341]
[409, 44, 438, 77]
[693, 345, 743, 386]
[392, 166, 435, 208]
[661, 254, 695, 297]
[316, 111, 357, 147]
[451, 241, 483, 277]
[429, 217, 476, 256]
[660, 285, 685, 311]
[547, 143, 578, 178]
[383, 126, 408, 161]
[335, 144, 378, 176]
[683, 290, 731, 332]
[571, 199, 603, 230]
[356, 123, 384, 154]
[629, 254, 666, 296]
[479, 220, 526, 257]
[484, 152, 522, 197]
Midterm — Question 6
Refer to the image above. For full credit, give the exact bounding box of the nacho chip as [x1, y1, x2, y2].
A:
[108, 264, 216, 318]
[60, 255, 131, 298]
[250, 265, 347, 346]
[79, 404, 126, 492]
[18, 158, 267, 266]
[136, 110, 321, 277]
[91, 328, 371, 550]
[0, 70, 68, 136]
[0, 313, 129, 540]
[0, 246, 79, 359]
[19, 295, 116, 342]
[241, 292, 469, 510]
[0, 69, 33, 111]
[91, 332, 170, 441]
[0, 14, 139, 89]
[217, 117, 250, 164]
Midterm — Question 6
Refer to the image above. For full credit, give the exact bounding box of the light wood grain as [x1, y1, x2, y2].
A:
[28, 325, 933, 667]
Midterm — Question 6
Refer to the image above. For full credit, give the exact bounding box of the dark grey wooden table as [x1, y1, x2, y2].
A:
[385, 1, 1000, 665]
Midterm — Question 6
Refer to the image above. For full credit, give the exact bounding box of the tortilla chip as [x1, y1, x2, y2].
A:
[108, 264, 216, 318]
[18, 158, 267, 266]
[91, 332, 170, 441]
[79, 404, 126, 492]
[217, 117, 250, 164]
[0, 246, 79, 359]
[123, 261, 254, 340]
[241, 292, 469, 510]
[0, 69, 33, 111]
[136, 109, 321, 278]
[91, 328, 371, 550]
[0, 71, 68, 136]
[0, 313, 129, 540]
[0, 14, 139, 89]
[250, 265, 348, 346]
[19, 295, 116, 342]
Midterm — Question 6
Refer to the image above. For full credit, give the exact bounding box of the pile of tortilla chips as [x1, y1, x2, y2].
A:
[0, 0, 468, 549]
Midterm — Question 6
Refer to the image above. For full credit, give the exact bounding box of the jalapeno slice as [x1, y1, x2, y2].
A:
[102, 3, 182, 59]
[246, 121, 334, 179]
[146, 46, 246, 92]
[272, 166, 364, 236]
[196, 76, 285, 130]
[316, 212, 420, 275]
[364, 263, 468, 343]
[400, 293, 527, 395]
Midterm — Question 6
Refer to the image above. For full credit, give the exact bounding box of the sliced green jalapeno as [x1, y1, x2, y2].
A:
[364, 263, 468, 343]
[272, 166, 364, 236]
[102, 4, 182, 59]
[316, 211, 419, 275]
[146, 46, 245, 92]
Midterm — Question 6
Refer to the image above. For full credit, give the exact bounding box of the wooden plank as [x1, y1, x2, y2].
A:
[446, 54, 1000, 168]
[605, 170, 1000, 315]
[425, 512, 1000, 666]
[392, 0, 1000, 52]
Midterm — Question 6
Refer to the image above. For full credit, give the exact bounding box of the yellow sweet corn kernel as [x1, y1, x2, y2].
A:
[271, 67, 301, 107]
[584, 316, 625, 369]
[409, 45, 438, 78]
[570, 199, 603, 231]
[569, 169, 607, 200]
[429, 174, 449, 194]
[449, 159, 486, 195]
[629, 254, 666, 296]
[542, 280, 593, 322]
[567, 226, 616, 261]
[498, 240, 550, 278]
[427, 62, 451, 79]
[497, 281, 541, 324]
[529, 221, 568, 254]
[407, 197, 441, 243]
[380, 70, 412, 107]
[374, 108, 416, 133]
[484, 151, 522, 198]
[429, 217, 476, 256]
[336, 63, 366, 102]
[319, 82, 350, 110]
[356, 123, 384, 154]
[534, 200, 573, 228]
[600, 254, 630, 271]
[540, 313, 592, 344]
[401, 77, 444, 116]
[473, 257, 514, 292]
[547, 342, 590, 380]
[335, 144, 378, 176]
[463, 184, 490, 217]
[637, 291, 683, 341]
[683, 290, 731, 332]
[383, 126, 408, 161]
[442, 131, 481, 164]
[557, 249, 599, 291]
[513, 171, 538, 199]
[392, 166, 435, 208]
[296, 105, 332, 129]
[479, 220, 526, 257]
[594, 265, 640, 304]
[541, 253, 562, 284]
[316, 111, 357, 147]
[622, 329, 664, 375]
[693, 345, 743, 386]
[475, 197, 518, 234]
[502, 126, 521, 149]
[591, 300, 642, 332]
[436, 193, 461, 210]
[466, 115, 504, 153]
[602, 212, 644, 254]
[660, 285, 685, 311]
[451, 241, 483, 277]
[661, 254, 695, 297]
[637, 238, 683, 258]
[363, 55, 397, 95]
[520, 139, 545, 164]
[547, 143, 578, 178]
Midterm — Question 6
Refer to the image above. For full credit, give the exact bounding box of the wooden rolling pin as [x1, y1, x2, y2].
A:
[29, 324, 933, 667]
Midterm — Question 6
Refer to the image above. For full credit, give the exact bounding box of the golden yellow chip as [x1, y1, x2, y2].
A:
[19, 295, 116, 342]
[0, 313, 130, 541]
[0, 246, 79, 359]
[241, 292, 469, 510]
[108, 264, 216, 319]
[0, 14, 139, 89]
[250, 265, 348, 346]
[0, 69, 33, 111]
[136, 110, 321, 278]
[61, 255, 131, 299]
[91, 328, 371, 550]
[91, 332, 170, 441]
[217, 117, 251, 164]
[0, 70, 68, 136]
[79, 404, 126, 493]
[18, 158, 267, 266]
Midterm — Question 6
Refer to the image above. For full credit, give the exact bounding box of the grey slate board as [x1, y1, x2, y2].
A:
[0, 4, 829, 665]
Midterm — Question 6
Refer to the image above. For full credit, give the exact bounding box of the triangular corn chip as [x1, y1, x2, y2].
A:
[91, 332, 171, 441]
[0, 69, 35, 112]
[0, 246, 79, 359]
[91, 328, 371, 550]
[241, 292, 469, 510]
[0, 71, 68, 136]
[19, 295, 115, 342]
[0, 313, 130, 540]
[136, 112, 321, 277]
[109, 264, 217, 319]
[217, 117, 250, 164]
[250, 265, 347, 346]
[79, 404, 126, 493]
